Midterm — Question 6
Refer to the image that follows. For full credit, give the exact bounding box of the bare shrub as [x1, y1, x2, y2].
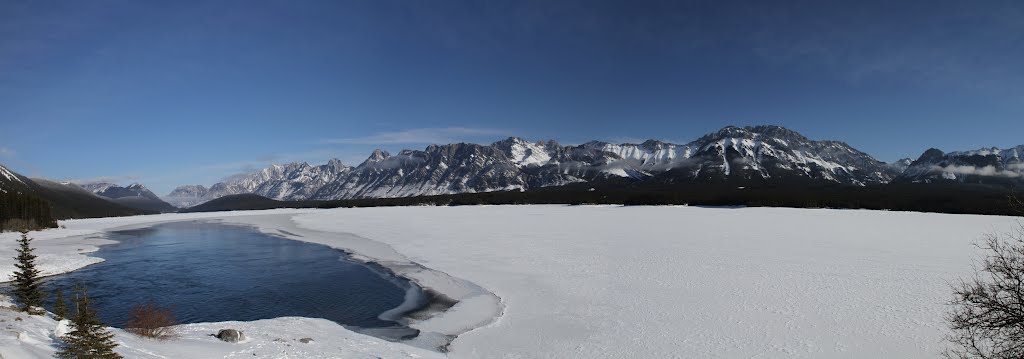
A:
[124, 302, 178, 340]
[946, 224, 1024, 358]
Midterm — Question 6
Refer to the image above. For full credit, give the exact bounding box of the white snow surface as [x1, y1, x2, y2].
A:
[0, 165, 25, 184]
[0, 299, 443, 359]
[0, 206, 1020, 358]
[292, 206, 1021, 358]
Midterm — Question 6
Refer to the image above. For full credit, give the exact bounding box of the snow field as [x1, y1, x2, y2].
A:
[0, 205, 1019, 358]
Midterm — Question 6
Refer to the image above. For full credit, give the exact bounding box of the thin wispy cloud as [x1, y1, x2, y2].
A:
[321, 127, 508, 145]
[198, 149, 347, 171]
[66, 175, 141, 185]
[0, 147, 14, 158]
[190, 148, 368, 185]
[935, 165, 1021, 178]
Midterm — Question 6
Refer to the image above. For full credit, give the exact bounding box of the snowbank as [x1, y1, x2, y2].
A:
[0, 296, 443, 358]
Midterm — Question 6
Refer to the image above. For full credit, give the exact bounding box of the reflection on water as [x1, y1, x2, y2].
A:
[43, 221, 423, 338]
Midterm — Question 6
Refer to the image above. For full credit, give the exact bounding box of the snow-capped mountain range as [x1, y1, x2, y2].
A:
[165, 125, 923, 207]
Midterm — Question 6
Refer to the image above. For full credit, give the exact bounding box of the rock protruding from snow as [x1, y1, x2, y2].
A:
[216, 329, 245, 343]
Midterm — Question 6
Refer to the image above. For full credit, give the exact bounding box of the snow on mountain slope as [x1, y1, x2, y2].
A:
[666, 126, 897, 185]
[163, 185, 209, 208]
[889, 158, 914, 173]
[0, 165, 24, 185]
[167, 160, 353, 207]
[80, 182, 116, 194]
[167, 125, 900, 205]
[313, 144, 528, 200]
[492, 137, 553, 167]
[0, 164, 30, 194]
[82, 182, 163, 201]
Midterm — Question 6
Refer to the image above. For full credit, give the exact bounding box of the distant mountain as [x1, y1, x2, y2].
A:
[81, 182, 177, 212]
[163, 185, 209, 208]
[29, 178, 154, 219]
[605, 126, 899, 186]
[894, 146, 1024, 186]
[163, 159, 352, 207]
[169, 125, 903, 206]
[0, 163, 150, 223]
[889, 158, 914, 174]
[183, 193, 287, 213]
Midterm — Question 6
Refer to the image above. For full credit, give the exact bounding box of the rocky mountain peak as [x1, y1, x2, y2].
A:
[365, 149, 391, 163]
[915, 148, 946, 164]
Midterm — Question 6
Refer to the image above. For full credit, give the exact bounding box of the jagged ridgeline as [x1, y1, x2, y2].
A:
[167, 125, 908, 207]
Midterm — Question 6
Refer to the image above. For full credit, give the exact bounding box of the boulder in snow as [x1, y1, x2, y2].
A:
[215, 329, 245, 343]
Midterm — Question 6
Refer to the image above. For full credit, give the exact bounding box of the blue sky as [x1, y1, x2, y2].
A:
[1, 0, 1023, 195]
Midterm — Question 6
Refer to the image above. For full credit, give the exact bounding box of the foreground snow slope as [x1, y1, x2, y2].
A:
[0, 298, 443, 359]
[0, 206, 1018, 358]
[293, 206, 1021, 358]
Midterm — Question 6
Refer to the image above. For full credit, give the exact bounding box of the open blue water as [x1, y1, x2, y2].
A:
[40, 221, 424, 338]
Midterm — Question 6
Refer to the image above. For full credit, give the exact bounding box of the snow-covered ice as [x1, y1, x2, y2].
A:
[0, 205, 1020, 358]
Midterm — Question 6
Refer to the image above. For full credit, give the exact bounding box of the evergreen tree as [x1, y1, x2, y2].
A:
[53, 285, 67, 320]
[0, 190, 56, 232]
[11, 230, 44, 314]
[56, 287, 122, 359]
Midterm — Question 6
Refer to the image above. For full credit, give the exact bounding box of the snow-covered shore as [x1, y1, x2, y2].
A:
[0, 205, 1020, 357]
[0, 209, 469, 358]
[0, 298, 444, 358]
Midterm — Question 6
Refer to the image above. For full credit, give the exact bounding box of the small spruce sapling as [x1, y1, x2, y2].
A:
[56, 287, 122, 359]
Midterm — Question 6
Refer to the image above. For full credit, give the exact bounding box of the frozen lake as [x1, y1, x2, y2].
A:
[40, 221, 424, 340]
